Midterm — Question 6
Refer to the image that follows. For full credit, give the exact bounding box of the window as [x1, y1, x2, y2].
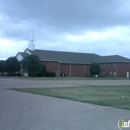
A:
[103, 64, 105, 67]
[100, 72, 102, 76]
[113, 72, 116, 77]
[110, 64, 116, 67]
[55, 71, 58, 76]
[103, 72, 106, 76]
[110, 72, 112, 76]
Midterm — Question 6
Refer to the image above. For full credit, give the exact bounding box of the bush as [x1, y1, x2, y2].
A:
[2, 74, 5, 76]
[28, 64, 46, 77]
[7, 73, 22, 76]
[46, 72, 56, 77]
[60, 73, 66, 77]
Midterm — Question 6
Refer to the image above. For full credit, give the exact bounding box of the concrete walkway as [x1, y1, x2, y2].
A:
[0, 78, 130, 130]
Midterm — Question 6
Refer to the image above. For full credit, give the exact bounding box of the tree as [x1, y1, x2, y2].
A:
[22, 55, 46, 77]
[89, 62, 101, 77]
[36, 64, 46, 77]
[5, 57, 20, 74]
[0, 60, 5, 73]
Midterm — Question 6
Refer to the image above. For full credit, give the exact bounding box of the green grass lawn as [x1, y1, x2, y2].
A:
[11, 85, 130, 110]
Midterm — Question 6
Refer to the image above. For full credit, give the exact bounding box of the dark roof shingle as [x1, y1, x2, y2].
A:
[30, 49, 100, 64]
[23, 49, 130, 64]
[98, 55, 130, 63]
[20, 52, 28, 58]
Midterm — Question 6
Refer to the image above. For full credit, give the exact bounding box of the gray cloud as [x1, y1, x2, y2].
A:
[1, 0, 130, 32]
[1, 0, 130, 59]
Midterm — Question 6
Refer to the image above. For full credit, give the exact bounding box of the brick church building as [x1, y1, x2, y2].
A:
[16, 28, 130, 78]
[16, 43, 130, 78]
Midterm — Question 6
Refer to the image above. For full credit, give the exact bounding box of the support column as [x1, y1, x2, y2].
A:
[116, 62, 118, 78]
[59, 63, 61, 77]
[21, 62, 23, 75]
[70, 64, 71, 77]
[84, 64, 86, 77]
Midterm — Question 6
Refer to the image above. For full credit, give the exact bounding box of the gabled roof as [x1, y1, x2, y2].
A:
[29, 49, 100, 64]
[98, 55, 130, 63]
[16, 52, 29, 61]
[20, 52, 28, 58]
[16, 52, 28, 58]
[17, 49, 130, 64]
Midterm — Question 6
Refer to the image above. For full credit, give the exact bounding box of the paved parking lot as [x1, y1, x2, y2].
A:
[1, 78, 130, 89]
[0, 78, 130, 130]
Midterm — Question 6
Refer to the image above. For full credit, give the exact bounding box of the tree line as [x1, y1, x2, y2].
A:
[0, 57, 20, 76]
[0, 55, 54, 77]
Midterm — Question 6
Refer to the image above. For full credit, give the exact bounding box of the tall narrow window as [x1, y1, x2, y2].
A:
[103, 72, 106, 76]
[113, 72, 116, 77]
[110, 72, 112, 76]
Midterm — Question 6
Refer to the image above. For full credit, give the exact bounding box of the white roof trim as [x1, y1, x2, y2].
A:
[24, 48, 32, 55]
[16, 53, 23, 61]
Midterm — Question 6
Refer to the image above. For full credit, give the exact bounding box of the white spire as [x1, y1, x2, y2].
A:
[28, 23, 35, 51]
[30, 23, 34, 44]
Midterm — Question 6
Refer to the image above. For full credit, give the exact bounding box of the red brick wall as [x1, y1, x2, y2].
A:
[43, 61, 59, 76]
[85, 64, 91, 77]
[100, 63, 116, 77]
[43, 61, 130, 78]
[60, 63, 70, 77]
[71, 64, 84, 77]
[60, 63, 91, 77]
[100, 63, 130, 77]
[117, 63, 130, 77]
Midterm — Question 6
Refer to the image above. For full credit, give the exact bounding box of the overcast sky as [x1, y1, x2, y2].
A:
[1, 0, 130, 60]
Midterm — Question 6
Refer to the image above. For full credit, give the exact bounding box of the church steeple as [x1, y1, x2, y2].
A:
[28, 23, 35, 51]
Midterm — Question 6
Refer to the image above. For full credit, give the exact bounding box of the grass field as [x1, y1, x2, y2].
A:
[11, 85, 130, 110]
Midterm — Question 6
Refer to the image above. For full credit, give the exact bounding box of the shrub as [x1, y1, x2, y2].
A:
[28, 64, 46, 77]
[2, 74, 5, 76]
[7, 73, 22, 76]
[89, 62, 101, 77]
[60, 73, 66, 77]
[46, 72, 56, 77]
